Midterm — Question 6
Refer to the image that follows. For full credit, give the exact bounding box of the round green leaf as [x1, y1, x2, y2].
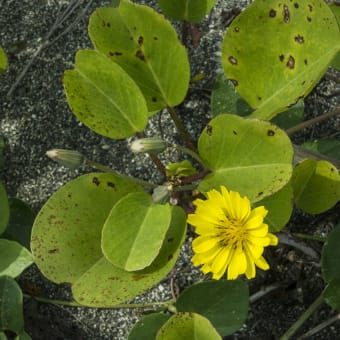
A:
[0, 182, 9, 235]
[254, 183, 293, 232]
[0, 276, 24, 334]
[0, 239, 33, 278]
[128, 313, 170, 340]
[3, 198, 35, 250]
[321, 224, 340, 284]
[64, 49, 148, 139]
[222, 0, 340, 120]
[102, 192, 172, 271]
[156, 312, 221, 340]
[198, 114, 293, 201]
[0, 47, 7, 76]
[175, 280, 248, 336]
[88, 1, 190, 112]
[292, 159, 340, 214]
[157, 0, 217, 23]
[72, 206, 187, 306]
[31, 173, 144, 284]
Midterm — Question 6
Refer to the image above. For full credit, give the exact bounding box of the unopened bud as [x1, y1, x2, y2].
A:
[152, 184, 173, 204]
[130, 137, 167, 154]
[46, 149, 85, 169]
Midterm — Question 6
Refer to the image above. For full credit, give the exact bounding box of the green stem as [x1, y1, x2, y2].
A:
[85, 159, 158, 189]
[170, 143, 205, 166]
[23, 293, 175, 309]
[167, 106, 196, 152]
[279, 290, 325, 340]
[293, 232, 326, 243]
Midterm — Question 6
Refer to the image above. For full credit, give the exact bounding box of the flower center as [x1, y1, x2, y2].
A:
[219, 216, 246, 247]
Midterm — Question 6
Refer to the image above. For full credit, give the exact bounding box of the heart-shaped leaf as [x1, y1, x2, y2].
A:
[88, 0, 190, 112]
[102, 192, 172, 271]
[198, 114, 293, 201]
[222, 0, 340, 120]
[64, 49, 148, 139]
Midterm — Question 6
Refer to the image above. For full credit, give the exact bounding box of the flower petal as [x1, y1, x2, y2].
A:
[227, 248, 247, 280]
[192, 236, 222, 253]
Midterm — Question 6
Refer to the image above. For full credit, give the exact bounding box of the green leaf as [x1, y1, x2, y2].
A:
[128, 313, 170, 340]
[271, 101, 304, 129]
[0, 182, 9, 235]
[175, 280, 248, 336]
[292, 159, 340, 214]
[222, 0, 340, 120]
[3, 198, 35, 250]
[323, 279, 340, 310]
[321, 224, 340, 284]
[0, 47, 7, 76]
[166, 160, 197, 177]
[302, 139, 340, 162]
[331, 52, 340, 71]
[210, 75, 253, 118]
[88, 1, 190, 112]
[156, 312, 221, 340]
[254, 183, 293, 232]
[102, 192, 172, 271]
[157, 0, 217, 23]
[64, 49, 148, 139]
[32, 178, 186, 306]
[0, 239, 33, 278]
[0, 276, 24, 334]
[72, 206, 186, 306]
[198, 114, 293, 201]
[31, 173, 144, 284]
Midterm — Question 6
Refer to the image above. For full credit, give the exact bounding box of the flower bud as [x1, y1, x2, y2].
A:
[130, 137, 167, 154]
[46, 149, 85, 169]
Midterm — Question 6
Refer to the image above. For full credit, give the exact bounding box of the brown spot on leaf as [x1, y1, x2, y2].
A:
[267, 129, 275, 136]
[152, 97, 157, 102]
[106, 22, 111, 27]
[304, 59, 308, 65]
[168, 254, 173, 261]
[257, 96, 262, 101]
[294, 3, 299, 8]
[92, 177, 100, 186]
[109, 51, 114, 56]
[233, 130, 238, 135]
[228, 56, 238, 65]
[279, 54, 285, 62]
[286, 55, 295, 69]
[138, 36, 144, 45]
[283, 4, 290, 23]
[48, 248, 59, 254]
[107, 182, 116, 189]
[206, 125, 213, 136]
[153, 36, 158, 40]
[230, 79, 238, 86]
[307, 16, 312, 22]
[168, 237, 174, 242]
[133, 274, 147, 281]
[269, 9, 277, 17]
[294, 35, 304, 43]
[114, 52, 122, 56]
[257, 192, 263, 197]
[135, 50, 145, 61]
[308, 4, 313, 12]
[234, 27, 240, 32]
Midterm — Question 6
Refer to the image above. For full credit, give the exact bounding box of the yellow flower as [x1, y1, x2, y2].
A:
[187, 186, 278, 280]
